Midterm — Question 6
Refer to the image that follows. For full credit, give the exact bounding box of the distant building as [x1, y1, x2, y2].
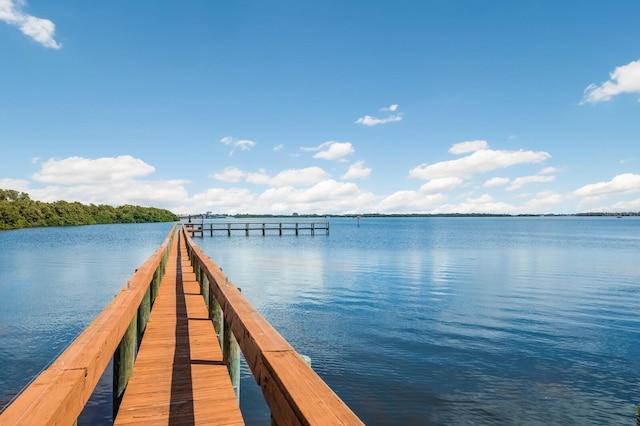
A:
[292, 212, 299, 216]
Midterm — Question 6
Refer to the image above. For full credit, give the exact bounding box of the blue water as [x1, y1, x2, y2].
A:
[0, 222, 174, 423]
[1, 217, 639, 424]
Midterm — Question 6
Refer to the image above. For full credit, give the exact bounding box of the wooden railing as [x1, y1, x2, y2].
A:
[182, 225, 363, 425]
[0, 226, 176, 425]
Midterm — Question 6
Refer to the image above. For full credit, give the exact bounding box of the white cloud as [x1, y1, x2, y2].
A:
[191, 187, 256, 213]
[432, 194, 517, 215]
[211, 166, 245, 183]
[573, 173, 640, 204]
[255, 180, 377, 214]
[355, 114, 403, 126]
[21, 155, 191, 209]
[0, 0, 61, 49]
[610, 198, 640, 211]
[519, 191, 564, 213]
[540, 166, 557, 174]
[409, 143, 550, 180]
[211, 166, 330, 187]
[245, 170, 271, 185]
[356, 104, 403, 126]
[582, 59, 640, 104]
[270, 167, 330, 186]
[449, 140, 488, 155]
[419, 177, 464, 193]
[32, 155, 155, 184]
[302, 141, 354, 161]
[219, 136, 256, 156]
[273, 144, 284, 151]
[0, 178, 30, 191]
[375, 191, 446, 213]
[28, 179, 190, 210]
[506, 175, 555, 191]
[483, 177, 510, 188]
[342, 160, 371, 179]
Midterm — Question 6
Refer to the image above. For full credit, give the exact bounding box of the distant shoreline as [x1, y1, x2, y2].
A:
[180, 212, 639, 220]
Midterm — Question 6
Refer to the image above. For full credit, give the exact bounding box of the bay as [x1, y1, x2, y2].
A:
[1, 217, 639, 425]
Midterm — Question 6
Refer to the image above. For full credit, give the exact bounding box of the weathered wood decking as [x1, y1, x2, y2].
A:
[114, 231, 243, 425]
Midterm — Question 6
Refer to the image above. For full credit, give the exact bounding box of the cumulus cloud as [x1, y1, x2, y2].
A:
[210, 166, 330, 187]
[539, 166, 557, 174]
[375, 191, 446, 213]
[582, 59, 640, 104]
[211, 166, 245, 183]
[302, 141, 354, 161]
[255, 180, 377, 214]
[432, 194, 517, 215]
[342, 160, 371, 179]
[270, 167, 331, 186]
[0, 0, 61, 49]
[409, 142, 550, 180]
[419, 177, 464, 193]
[506, 175, 555, 191]
[573, 173, 640, 204]
[355, 104, 403, 126]
[0, 178, 30, 191]
[273, 144, 284, 151]
[220, 136, 256, 156]
[449, 140, 489, 154]
[483, 177, 510, 188]
[32, 155, 155, 184]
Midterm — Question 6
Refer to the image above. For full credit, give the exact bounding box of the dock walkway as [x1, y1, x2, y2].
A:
[114, 231, 244, 425]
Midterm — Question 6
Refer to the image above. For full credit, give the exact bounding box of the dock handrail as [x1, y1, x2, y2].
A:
[181, 225, 363, 425]
[0, 225, 177, 425]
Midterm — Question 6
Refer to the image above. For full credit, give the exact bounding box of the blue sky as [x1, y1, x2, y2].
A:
[1, 1, 639, 215]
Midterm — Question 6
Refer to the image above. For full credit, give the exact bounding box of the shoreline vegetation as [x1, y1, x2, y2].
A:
[0, 189, 179, 230]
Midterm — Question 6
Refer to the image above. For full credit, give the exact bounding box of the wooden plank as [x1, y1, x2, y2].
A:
[115, 232, 244, 426]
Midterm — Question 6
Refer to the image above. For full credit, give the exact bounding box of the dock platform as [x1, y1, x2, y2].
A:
[114, 232, 244, 425]
[185, 221, 329, 237]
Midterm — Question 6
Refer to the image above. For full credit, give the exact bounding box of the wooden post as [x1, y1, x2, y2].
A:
[151, 268, 160, 305]
[211, 294, 223, 347]
[223, 317, 241, 401]
[194, 258, 200, 284]
[113, 314, 137, 417]
[295, 222, 299, 235]
[202, 273, 209, 310]
[245, 223, 249, 236]
[262, 223, 266, 236]
[279, 223, 282, 236]
[137, 286, 151, 343]
[227, 223, 231, 236]
[311, 223, 315, 235]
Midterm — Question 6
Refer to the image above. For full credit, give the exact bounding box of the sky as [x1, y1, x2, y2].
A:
[1, 1, 640, 215]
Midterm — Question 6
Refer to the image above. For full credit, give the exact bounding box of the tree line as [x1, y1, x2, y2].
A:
[0, 189, 179, 230]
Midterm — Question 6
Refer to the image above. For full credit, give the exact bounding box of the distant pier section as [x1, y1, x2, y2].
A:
[184, 221, 330, 236]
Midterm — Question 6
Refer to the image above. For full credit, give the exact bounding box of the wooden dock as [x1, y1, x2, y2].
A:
[0, 225, 362, 425]
[114, 231, 243, 425]
[185, 221, 329, 237]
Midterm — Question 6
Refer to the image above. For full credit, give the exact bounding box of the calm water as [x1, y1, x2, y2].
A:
[1, 217, 639, 424]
